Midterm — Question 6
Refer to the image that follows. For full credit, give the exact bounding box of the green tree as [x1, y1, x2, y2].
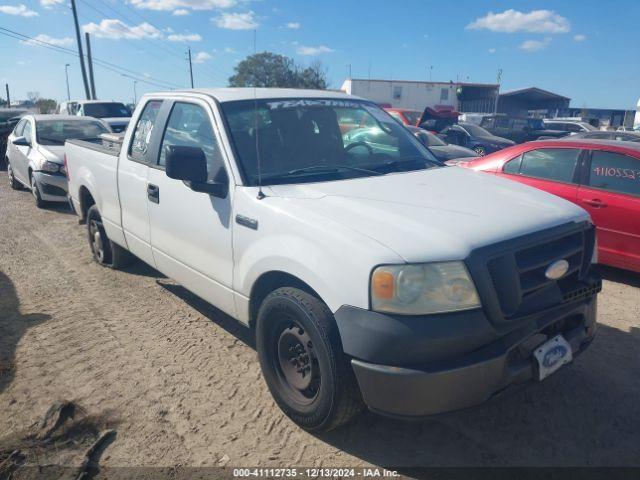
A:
[229, 52, 328, 89]
[35, 98, 58, 114]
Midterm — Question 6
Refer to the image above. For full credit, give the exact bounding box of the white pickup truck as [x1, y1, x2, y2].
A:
[65, 88, 601, 431]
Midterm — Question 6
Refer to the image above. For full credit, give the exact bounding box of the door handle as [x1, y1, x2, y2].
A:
[147, 183, 159, 204]
[583, 198, 607, 208]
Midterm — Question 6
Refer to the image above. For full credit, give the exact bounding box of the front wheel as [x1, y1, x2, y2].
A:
[86, 205, 135, 269]
[256, 287, 363, 431]
[30, 174, 46, 208]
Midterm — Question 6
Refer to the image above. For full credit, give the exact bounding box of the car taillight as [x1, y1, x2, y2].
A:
[63, 154, 69, 181]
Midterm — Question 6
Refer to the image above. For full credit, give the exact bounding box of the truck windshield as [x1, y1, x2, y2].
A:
[221, 98, 441, 186]
[36, 120, 109, 145]
[83, 103, 130, 118]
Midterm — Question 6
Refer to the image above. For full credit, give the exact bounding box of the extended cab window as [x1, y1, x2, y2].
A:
[158, 102, 225, 182]
[129, 100, 162, 162]
[519, 148, 581, 183]
[588, 151, 640, 197]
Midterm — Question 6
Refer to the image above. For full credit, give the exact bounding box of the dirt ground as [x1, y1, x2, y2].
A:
[1, 170, 639, 473]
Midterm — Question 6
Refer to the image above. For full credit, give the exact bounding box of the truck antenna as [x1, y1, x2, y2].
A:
[253, 29, 265, 200]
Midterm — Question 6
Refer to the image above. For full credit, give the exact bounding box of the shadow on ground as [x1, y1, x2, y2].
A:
[317, 324, 640, 468]
[0, 271, 50, 393]
[595, 265, 640, 288]
[157, 281, 254, 349]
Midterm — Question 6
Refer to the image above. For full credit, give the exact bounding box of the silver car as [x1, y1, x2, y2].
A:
[5, 115, 110, 208]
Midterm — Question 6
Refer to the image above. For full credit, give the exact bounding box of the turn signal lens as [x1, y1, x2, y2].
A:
[372, 270, 394, 299]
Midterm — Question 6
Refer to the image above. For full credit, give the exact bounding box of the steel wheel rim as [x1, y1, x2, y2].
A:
[274, 320, 320, 405]
[31, 176, 38, 198]
[475, 147, 485, 156]
[89, 219, 105, 263]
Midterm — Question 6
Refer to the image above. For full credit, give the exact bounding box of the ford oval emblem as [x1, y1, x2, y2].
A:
[542, 345, 568, 368]
[545, 259, 569, 280]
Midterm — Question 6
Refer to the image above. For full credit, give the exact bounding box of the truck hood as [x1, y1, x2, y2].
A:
[267, 167, 589, 262]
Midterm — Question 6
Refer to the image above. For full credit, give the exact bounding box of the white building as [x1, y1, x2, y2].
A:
[340, 78, 499, 113]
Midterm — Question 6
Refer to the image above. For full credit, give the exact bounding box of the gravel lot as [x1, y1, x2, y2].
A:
[1, 170, 639, 473]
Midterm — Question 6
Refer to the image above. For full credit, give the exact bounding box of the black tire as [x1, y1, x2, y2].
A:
[256, 287, 363, 431]
[7, 161, 21, 190]
[473, 146, 486, 156]
[86, 205, 135, 269]
[30, 173, 46, 209]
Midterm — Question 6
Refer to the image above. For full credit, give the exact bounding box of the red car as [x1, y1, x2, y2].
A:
[384, 108, 422, 126]
[461, 139, 640, 273]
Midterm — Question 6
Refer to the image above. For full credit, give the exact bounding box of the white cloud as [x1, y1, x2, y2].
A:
[0, 4, 38, 16]
[574, 34, 587, 41]
[21, 34, 74, 47]
[213, 11, 258, 30]
[173, 8, 189, 15]
[519, 38, 551, 52]
[467, 9, 570, 34]
[168, 33, 202, 41]
[224, 46, 236, 53]
[296, 45, 333, 56]
[193, 51, 212, 63]
[83, 19, 162, 40]
[130, 0, 235, 11]
[40, 0, 64, 8]
[488, 47, 496, 53]
[285, 22, 300, 29]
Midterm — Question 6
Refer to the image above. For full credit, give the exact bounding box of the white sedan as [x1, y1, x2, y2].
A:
[5, 115, 110, 208]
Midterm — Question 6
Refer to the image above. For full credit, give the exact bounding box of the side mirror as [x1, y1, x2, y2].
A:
[165, 145, 228, 198]
[12, 136, 30, 147]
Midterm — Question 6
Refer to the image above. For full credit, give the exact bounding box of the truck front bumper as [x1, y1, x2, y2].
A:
[334, 276, 600, 419]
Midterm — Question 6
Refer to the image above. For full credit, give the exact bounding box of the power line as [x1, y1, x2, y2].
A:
[79, 0, 229, 86]
[0, 27, 184, 91]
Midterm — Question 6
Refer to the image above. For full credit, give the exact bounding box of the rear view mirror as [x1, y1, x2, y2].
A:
[12, 136, 30, 147]
[164, 145, 228, 198]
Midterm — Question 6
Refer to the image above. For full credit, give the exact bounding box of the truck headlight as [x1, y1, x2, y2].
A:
[41, 161, 61, 173]
[371, 262, 480, 315]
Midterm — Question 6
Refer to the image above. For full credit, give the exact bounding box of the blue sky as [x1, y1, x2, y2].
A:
[0, 0, 638, 109]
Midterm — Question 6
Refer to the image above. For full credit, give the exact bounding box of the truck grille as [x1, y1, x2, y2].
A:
[467, 222, 596, 322]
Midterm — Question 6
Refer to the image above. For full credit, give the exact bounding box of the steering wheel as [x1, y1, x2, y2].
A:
[345, 141, 373, 154]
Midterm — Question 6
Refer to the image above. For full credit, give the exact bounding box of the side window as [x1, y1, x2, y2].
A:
[588, 151, 640, 197]
[482, 117, 495, 129]
[519, 148, 581, 183]
[22, 121, 33, 142]
[158, 102, 225, 183]
[129, 100, 163, 162]
[566, 123, 582, 133]
[503, 155, 522, 174]
[440, 88, 449, 101]
[13, 119, 26, 136]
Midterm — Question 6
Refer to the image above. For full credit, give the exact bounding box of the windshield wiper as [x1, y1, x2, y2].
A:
[286, 164, 383, 176]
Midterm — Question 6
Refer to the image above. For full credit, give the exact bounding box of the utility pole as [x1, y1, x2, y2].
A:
[70, 0, 91, 100]
[85, 32, 96, 99]
[346, 64, 352, 79]
[5, 84, 10, 108]
[493, 68, 503, 114]
[64, 64, 71, 101]
[187, 47, 194, 88]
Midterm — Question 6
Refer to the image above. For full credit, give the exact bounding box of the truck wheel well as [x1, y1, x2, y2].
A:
[79, 186, 95, 223]
[249, 271, 320, 329]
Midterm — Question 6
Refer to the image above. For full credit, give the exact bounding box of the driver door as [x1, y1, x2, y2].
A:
[146, 99, 236, 317]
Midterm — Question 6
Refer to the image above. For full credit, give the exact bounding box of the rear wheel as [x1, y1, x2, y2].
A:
[30, 173, 46, 208]
[86, 205, 135, 269]
[256, 287, 363, 431]
[7, 161, 21, 190]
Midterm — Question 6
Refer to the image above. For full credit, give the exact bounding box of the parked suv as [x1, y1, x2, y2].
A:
[65, 88, 600, 431]
[480, 115, 569, 143]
